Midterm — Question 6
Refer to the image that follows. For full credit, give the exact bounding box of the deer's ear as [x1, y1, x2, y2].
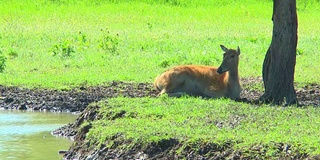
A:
[220, 45, 228, 52]
[237, 46, 240, 55]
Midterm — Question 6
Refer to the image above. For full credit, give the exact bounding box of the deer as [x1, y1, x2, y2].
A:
[154, 45, 241, 100]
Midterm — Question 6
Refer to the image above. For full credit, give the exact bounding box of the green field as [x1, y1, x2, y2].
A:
[1, 0, 320, 158]
[0, 0, 319, 88]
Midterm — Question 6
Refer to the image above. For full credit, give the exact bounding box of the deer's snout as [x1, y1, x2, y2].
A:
[217, 67, 227, 74]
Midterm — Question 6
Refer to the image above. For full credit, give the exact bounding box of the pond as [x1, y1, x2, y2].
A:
[0, 110, 77, 160]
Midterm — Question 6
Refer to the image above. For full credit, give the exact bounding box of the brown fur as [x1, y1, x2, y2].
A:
[154, 45, 241, 100]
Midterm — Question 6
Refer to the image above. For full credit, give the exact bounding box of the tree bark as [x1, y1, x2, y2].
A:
[259, 0, 298, 105]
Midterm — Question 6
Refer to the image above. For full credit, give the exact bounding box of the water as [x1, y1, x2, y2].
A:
[0, 110, 78, 160]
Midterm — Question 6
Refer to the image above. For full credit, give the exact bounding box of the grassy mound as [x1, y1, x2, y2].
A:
[64, 97, 320, 159]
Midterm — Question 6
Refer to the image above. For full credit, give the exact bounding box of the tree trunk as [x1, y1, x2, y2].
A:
[259, 0, 298, 105]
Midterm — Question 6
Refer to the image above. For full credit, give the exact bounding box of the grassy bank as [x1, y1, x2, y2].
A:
[80, 97, 320, 158]
[0, 0, 319, 88]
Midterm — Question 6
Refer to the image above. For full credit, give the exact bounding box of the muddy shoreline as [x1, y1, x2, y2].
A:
[1, 78, 319, 112]
[0, 81, 158, 112]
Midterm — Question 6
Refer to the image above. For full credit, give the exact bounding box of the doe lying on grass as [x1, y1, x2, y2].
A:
[154, 45, 241, 100]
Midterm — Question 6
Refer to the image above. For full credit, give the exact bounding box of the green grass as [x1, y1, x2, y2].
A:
[86, 97, 320, 156]
[0, 0, 319, 88]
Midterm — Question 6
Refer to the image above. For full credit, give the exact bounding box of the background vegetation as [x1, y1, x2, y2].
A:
[0, 0, 319, 89]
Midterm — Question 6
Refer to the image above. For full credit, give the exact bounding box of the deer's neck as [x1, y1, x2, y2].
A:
[226, 66, 241, 99]
[228, 67, 240, 85]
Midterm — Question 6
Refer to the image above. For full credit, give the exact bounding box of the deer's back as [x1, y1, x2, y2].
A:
[155, 65, 229, 93]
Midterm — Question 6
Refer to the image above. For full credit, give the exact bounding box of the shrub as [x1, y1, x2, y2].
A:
[0, 49, 6, 72]
[51, 38, 75, 58]
[98, 28, 119, 55]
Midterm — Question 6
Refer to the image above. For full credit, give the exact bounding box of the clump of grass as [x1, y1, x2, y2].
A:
[50, 31, 89, 59]
[98, 28, 119, 55]
[159, 60, 170, 68]
[51, 38, 75, 58]
[8, 50, 18, 59]
[75, 31, 89, 51]
[0, 49, 6, 72]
